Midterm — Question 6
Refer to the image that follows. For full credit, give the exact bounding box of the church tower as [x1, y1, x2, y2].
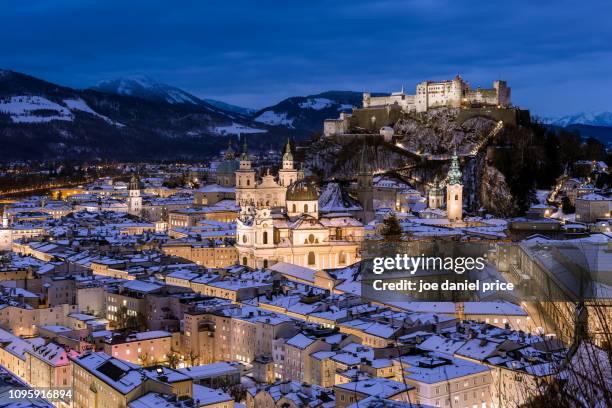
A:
[278, 139, 303, 187]
[356, 140, 375, 223]
[1, 211, 8, 228]
[0, 209, 10, 251]
[127, 174, 143, 216]
[235, 135, 257, 206]
[446, 152, 463, 222]
[428, 176, 444, 209]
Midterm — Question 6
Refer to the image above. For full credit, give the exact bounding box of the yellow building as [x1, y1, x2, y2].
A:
[162, 241, 237, 268]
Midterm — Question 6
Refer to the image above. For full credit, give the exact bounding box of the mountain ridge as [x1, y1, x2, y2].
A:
[251, 90, 363, 133]
[0, 70, 293, 160]
[542, 111, 612, 127]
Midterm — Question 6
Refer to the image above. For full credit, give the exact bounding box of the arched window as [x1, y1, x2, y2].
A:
[304, 204, 308, 213]
[308, 234, 315, 244]
[455, 194, 459, 201]
[242, 235, 247, 243]
[336, 227, 342, 239]
[292, 204, 296, 213]
[242, 257, 247, 266]
[307, 252, 316, 266]
[247, 179, 250, 186]
[339, 251, 346, 264]
[263, 231, 268, 244]
[263, 259, 268, 268]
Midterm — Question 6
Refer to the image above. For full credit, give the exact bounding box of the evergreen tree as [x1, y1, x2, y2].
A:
[381, 213, 402, 239]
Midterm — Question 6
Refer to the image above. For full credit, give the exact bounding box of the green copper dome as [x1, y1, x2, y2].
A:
[447, 153, 462, 185]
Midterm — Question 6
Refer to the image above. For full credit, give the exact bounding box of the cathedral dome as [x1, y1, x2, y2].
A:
[216, 159, 240, 175]
[286, 179, 319, 201]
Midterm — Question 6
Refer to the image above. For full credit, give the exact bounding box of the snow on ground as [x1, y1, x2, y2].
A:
[254, 110, 294, 127]
[212, 123, 267, 135]
[299, 98, 333, 110]
[164, 89, 199, 104]
[0, 95, 124, 126]
[550, 210, 576, 222]
[0, 96, 73, 123]
[63, 99, 124, 127]
[535, 189, 550, 204]
[319, 182, 362, 212]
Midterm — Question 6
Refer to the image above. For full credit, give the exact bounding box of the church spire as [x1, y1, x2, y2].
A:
[282, 138, 293, 162]
[224, 139, 235, 159]
[241, 134, 249, 161]
[447, 150, 462, 185]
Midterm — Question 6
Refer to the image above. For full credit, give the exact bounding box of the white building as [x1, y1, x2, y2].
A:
[575, 193, 610, 223]
[235, 139, 304, 208]
[235, 142, 364, 270]
[363, 76, 511, 113]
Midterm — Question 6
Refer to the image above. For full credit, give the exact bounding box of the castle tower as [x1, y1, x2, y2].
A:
[493, 80, 511, 107]
[446, 152, 463, 222]
[356, 140, 375, 223]
[449, 75, 465, 108]
[127, 174, 143, 216]
[278, 138, 303, 187]
[362, 92, 371, 108]
[428, 176, 444, 209]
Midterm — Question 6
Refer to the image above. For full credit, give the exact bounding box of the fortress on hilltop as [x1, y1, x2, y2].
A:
[363, 75, 510, 113]
[324, 75, 516, 137]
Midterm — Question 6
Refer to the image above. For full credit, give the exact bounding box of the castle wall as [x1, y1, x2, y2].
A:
[362, 77, 511, 115]
[350, 106, 403, 130]
[363, 93, 415, 111]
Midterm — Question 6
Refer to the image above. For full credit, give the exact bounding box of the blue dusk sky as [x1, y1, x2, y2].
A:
[0, 0, 610, 116]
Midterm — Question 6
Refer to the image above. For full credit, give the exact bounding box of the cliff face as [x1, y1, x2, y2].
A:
[306, 107, 525, 216]
[305, 137, 411, 180]
[479, 162, 519, 216]
[394, 108, 498, 154]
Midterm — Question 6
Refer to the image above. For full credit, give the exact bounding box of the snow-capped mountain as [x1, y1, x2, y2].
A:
[544, 112, 612, 127]
[0, 70, 290, 159]
[91, 75, 205, 106]
[252, 91, 362, 132]
[93, 76, 257, 117]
